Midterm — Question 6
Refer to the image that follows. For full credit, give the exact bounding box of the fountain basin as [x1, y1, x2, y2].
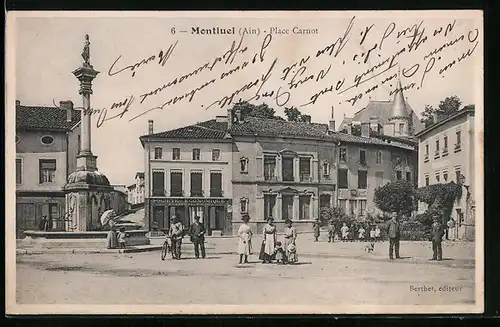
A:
[19, 230, 150, 249]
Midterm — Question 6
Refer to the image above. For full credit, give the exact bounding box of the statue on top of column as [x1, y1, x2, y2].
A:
[82, 34, 90, 65]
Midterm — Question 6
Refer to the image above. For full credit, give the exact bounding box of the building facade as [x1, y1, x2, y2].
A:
[15, 100, 81, 236]
[126, 172, 145, 205]
[140, 120, 233, 235]
[415, 107, 475, 240]
[337, 77, 420, 218]
[229, 114, 337, 234]
[334, 133, 418, 219]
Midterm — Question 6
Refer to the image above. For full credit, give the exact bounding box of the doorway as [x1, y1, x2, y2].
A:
[208, 206, 225, 235]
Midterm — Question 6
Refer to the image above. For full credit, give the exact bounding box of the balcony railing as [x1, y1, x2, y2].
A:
[264, 175, 278, 181]
[191, 190, 203, 197]
[454, 143, 461, 152]
[442, 147, 448, 155]
[152, 189, 166, 197]
[300, 174, 312, 182]
[424, 154, 429, 161]
[210, 189, 223, 197]
[434, 150, 440, 158]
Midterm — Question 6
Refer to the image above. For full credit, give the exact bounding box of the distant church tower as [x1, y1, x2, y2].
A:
[388, 73, 412, 138]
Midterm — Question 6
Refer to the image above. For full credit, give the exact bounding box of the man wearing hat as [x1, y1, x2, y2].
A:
[327, 220, 336, 243]
[431, 214, 445, 261]
[169, 215, 184, 260]
[189, 215, 206, 259]
[385, 212, 401, 260]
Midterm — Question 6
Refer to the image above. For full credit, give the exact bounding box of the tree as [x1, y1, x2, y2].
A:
[319, 206, 352, 227]
[420, 96, 463, 128]
[420, 105, 436, 128]
[415, 182, 462, 226]
[374, 180, 415, 217]
[284, 106, 312, 122]
[437, 95, 461, 116]
[232, 101, 276, 120]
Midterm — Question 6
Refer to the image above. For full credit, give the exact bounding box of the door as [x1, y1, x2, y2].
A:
[208, 206, 226, 235]
[153, 206, 165, 230]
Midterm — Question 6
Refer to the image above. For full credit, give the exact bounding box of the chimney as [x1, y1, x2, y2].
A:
[215, 115, 228, 123]
[60, 100, 74, 122]
[361, 123, 370, 138]
[369, 116, 379, 133]
[329, 106, 336, 131]
[235, 108, 242, 123]
[227, 108, 233, 129]
[16, 100, 20, 108]
[148, 120, 154, 134]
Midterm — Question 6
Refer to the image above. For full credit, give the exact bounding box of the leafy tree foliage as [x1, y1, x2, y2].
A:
[415, 182, 462, 226]
[420, 96, 469, 128]
[374, 180, 415, 217]
[319, 206, 354, 227]
[232, 101, 277, 120]
[284, 106, 312, 122]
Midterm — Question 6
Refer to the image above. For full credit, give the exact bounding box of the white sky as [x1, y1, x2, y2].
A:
[13, 11, 482, 186]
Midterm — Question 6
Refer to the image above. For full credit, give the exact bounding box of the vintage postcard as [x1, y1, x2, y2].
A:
[6, 10, 483, 315]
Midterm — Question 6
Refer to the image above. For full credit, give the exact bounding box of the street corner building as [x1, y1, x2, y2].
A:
[140, 78, 423, 235]
[15, 100, 81, 238]
[415, 107, 476, 240]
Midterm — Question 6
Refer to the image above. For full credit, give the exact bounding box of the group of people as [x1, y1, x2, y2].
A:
[105, 225, 128, 249]
[320, 220, 383, 243]
[382, 212, 447, 261]
[168, 215, 206, 260]
[237, 215, 298, 265]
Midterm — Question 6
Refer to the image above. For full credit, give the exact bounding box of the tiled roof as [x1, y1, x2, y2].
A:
[415, 107, 475, 138]
[141, 116, 415, 150]
[229, 117, 333, 139]
[16, 105, 81, 131]
[334, 132, 416, 148]
[144, 119, 229, 140]
[340, 100, 424, 133]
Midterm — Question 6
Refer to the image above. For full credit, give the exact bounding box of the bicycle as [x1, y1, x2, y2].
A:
[161, 236, 173, 261]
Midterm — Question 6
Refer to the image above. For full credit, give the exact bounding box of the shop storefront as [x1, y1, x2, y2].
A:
[149, 197, 232, 236]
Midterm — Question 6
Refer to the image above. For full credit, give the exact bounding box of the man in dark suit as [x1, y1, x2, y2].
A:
[431, 215, 445, 261]
[189, 216, 206, 259]
[385, 213, 401, 260]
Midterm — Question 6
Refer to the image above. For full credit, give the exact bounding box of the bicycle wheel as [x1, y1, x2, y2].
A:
[161, 241, 168, 261]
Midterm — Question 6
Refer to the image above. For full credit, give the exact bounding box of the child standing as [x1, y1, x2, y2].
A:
[374, 225, 381, 242]
[118, 227, 127, 249]
[273, 241, 287, 264]
[340, 223, 349, 242]
[358, 225, 366, 241]
[370, 227, 376, 242]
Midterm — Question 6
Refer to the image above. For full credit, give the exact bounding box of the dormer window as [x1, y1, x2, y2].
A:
[40, 135, 54, 145]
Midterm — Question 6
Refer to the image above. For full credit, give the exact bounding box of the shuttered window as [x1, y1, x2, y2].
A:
[190, 172, 203, 197]
[152, 171, 165, 196]
[210, 172, 222, 197]
[170, 172, 183, 196]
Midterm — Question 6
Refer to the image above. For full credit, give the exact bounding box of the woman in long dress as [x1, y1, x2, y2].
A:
[261, 217, 277, 264]
[106, 221, 119, 249]
[237, 214, 253, 264]
[283, 219, 298, 264]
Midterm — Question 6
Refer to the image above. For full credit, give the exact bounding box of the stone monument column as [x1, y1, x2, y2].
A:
[64, 34, 113, 232]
